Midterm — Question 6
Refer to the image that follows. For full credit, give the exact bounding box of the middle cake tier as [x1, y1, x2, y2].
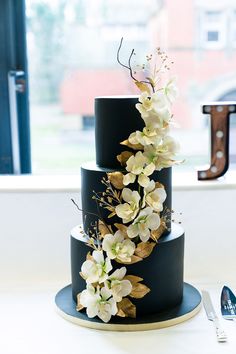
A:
[81, 162, 172, 236]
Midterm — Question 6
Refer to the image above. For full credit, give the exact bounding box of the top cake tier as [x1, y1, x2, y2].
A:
[95, 96, 143, 168]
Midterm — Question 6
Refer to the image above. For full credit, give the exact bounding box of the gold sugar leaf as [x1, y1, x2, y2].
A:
[155, 182, 164, 189]
[117, 298, 136, 318]
[163, 121, 169, 129]
[116, 308, 126, 317]
[86, 252, 93, 261]
[108, 211, 116, 218]
[124, 275, 143, 284]
[120, 139, 143, 151]
[76, 293, 84, 312]
[124, 274, 150, 299]
[114, 223, 128, 237]
[79, 271, 86, 280]
[134, 80, 151, 95]
[117, 151, 133, 166]
[114, 223, 127, 232]
[151, 221, 166, 241]
[130, 283, 150, 299]
[98, 219, 112, 238]
[134, 241, 156, 258]
[107, 172, 125, 190]
[116, 255, 142, 265]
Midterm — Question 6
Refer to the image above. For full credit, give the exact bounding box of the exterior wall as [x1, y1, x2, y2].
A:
[60, 0, 236, 129]
[60, 69, 134, 115]
[149, 0, 236, 128]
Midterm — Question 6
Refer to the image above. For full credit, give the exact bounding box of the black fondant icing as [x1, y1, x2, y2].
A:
[71, 223, 184, 316]
[81, 162, 172, 236]
[95, 96, 143, 168]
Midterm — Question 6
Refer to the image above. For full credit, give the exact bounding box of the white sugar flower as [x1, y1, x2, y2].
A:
[135, 91, 166, 118]
[137, 163, 155, 188]
[128, 126, 162, 146]
[164, 77, 178, 104]
[80, 285, 117, 323]
[126, 151, 148, 175]
[115, 188, 140, 223]
[102, 230, 135, 263]
[123, 172, 136, 186]
[106, 267, 132, 302]
[81, 250, 112, 284]
[124, 151, 155, 187]
[143, 180, 167, 212]
[136, 91, 171, 128]
[144, 136, 180, 171]
[127, 207, 160, 242]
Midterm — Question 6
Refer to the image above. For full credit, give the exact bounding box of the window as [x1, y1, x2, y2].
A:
[200, 10, 226, 49]
[26, 0, 157, 174]
[2, 0, 236, 175]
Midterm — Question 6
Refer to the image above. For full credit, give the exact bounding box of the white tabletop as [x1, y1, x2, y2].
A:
[1, 282, 236, 354]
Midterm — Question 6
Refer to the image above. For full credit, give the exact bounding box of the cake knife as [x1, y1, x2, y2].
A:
[202, 290, 227, 342]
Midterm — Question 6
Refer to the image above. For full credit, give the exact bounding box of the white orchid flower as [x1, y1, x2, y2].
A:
[123, 172, 136, 186]
[135, 91, 171, 128]
[102, 230, 135, 263]
[115, 188, 140, 223]
[124, 151, 155, 187]
[144, 136, 180, 171]
[128, 126, 162, 146]
[80, 285, 117, 323]
[138, 162, 156, 187]
[106, 267, 132, 302]
[136, 91, 167, 118]
[126, 151, 148, 175]
[143, 180, 167, 212]
[164, 77, 178, 104]
[81, 250, 112, 284]
[127, 207, 160, 242]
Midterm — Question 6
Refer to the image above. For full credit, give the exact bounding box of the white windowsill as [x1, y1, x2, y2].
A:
[1, 170, 236, 192]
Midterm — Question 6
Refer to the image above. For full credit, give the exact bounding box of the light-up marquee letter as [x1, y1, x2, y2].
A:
[198, 102, 236, 180]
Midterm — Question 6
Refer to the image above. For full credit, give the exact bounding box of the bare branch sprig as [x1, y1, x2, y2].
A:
[117, 37, 155, 93]
[71, 198, 112, 235]
[71, 198, 101, 219]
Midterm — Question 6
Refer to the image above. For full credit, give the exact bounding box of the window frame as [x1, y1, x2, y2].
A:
[200, 10, 227, 49]
[0, 0, 31, 174]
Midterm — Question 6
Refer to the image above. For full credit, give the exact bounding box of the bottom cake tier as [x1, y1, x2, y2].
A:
[71, 223, 184, 317]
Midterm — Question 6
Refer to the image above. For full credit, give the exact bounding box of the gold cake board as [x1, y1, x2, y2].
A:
[55, 283, 202, 332]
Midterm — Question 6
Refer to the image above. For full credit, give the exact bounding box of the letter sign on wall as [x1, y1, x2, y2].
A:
[198, 102, 236, 180]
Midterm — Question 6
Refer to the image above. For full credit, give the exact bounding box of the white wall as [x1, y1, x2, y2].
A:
[1, 186, 236, 288]
[0, 191, 81, 287]
[172, 188, 236, 284]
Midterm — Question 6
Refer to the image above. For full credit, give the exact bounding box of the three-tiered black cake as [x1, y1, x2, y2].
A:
[55, 46, 201, 329]
[71, 97, 184, 316]
[56, 96, 201, 330]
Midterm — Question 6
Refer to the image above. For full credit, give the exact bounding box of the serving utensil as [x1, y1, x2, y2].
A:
[221, 285, 236, 320]
[202, 290, 227, 342]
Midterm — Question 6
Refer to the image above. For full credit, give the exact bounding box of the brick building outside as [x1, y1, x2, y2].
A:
[60, 0, 236, 131]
